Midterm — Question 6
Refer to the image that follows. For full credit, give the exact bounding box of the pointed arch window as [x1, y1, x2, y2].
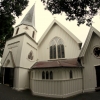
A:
[70, 70, 73, 79]
[16, 27, 19, 35]
[46, 71, 49, 79]
[50, 71, 53, 79]
[32, 31, 35, 38]
[42, 71, 45, 79]
[50, 37, 65, 59]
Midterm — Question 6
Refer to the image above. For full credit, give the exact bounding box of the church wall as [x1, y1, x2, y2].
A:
[82, 33, 100, 92]
[19, 35, 38, 69]
[13, 25, 36, 40]
[2, 35, 24, 67]
[30, 68, 82, 98]
[62, 68, 82, 97]
[17, 68, 29, 90]
[13, 67, 20, 90]
[30, 68, 63, 97]
[38, 24, 81, 61]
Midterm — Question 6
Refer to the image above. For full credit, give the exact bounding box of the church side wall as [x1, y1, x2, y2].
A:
[38, 24, 81, 61]
[30, 68, 82, 98]
[19, 35, 38, 69]
[82, 33, 100, 92]
[16, 68, 29, 90]
[62, 68, 82, 97]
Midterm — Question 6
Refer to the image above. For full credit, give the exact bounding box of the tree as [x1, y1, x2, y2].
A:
[0, 0, 29, 57]
[41, 0, 100, 26]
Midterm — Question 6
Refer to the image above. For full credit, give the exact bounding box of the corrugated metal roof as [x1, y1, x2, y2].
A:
[31, 58, 81, 69]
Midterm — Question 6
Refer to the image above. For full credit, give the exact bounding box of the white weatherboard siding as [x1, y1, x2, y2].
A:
[2, 35, 24, 67]
[38, 24, 81, 61]
[13, 68, 29, 90]
[30, 68, 82, 98]
[19, 35, 37, 68]
[18, 68, 29, 90]
[82, 33, 100, 92]
[13, 25, 37, 41]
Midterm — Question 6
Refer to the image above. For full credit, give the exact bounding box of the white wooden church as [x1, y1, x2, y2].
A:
[1, 4, 100, 98]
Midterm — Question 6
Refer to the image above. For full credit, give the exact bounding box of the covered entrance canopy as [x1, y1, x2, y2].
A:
[0, 51, 15, 87]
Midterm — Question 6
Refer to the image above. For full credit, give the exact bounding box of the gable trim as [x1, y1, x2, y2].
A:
[38, 19, 82, 47]
[2, 51, 16, 67]
[79, 26, 100, 58]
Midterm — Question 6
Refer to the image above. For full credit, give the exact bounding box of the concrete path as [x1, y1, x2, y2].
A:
[0, 84, 100, 100]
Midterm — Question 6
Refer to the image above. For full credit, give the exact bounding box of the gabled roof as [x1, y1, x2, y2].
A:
[38, 19, 82, 47]
[2, 51, 16, 67]
[20, 4, 35, 28]
[31, 58, 82, 69]
[79, 26, 100, 57]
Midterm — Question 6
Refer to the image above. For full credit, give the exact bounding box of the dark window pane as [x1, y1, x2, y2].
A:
[58, 45, 61, 58]
[70, 70, 73, 79]
[16, 28, 19, 35]
[54, 45, 56, 58]
[46, 71, 49, 79]
[32, 31, 35, 38]
[42, 71, 45, 79]
[50, 71, 53, 79]
[50, 46, 53, 59]
[61, 44, 65, 58]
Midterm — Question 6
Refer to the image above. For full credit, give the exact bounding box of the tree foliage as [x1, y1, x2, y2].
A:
[0, 0, 29, 57]
[41, 0, 100, 26]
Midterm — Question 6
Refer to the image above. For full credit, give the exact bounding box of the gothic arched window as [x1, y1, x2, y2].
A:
[32, 31, 35, 38]
[70, 70, 73, 79]
[50, 39, 56, 59]
[50, 37, 65, 59]
[46, 71, 49, 79]
[16, 27, 19, 35]
[42, 71, 45, 79]
[28, 50, 33, 60]
[50, 71, 53, 79]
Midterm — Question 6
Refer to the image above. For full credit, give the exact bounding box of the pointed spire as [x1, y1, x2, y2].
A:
[20, 4, 35, 28]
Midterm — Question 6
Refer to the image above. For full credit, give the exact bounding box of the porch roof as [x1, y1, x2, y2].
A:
[31, 58, 82, 69]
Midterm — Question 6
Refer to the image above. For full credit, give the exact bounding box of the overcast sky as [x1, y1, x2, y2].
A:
[14, 0, 100, 45]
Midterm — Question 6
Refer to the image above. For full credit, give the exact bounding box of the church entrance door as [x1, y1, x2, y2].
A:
[95, 66, 100, 89]
[4, 68, 14, 87]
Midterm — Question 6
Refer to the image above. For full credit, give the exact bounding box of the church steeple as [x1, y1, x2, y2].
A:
[20, 4, 35, 28]
[13, 4, 37, 41]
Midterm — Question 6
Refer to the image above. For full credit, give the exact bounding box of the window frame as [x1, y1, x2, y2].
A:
[50, 37, 65, 59]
